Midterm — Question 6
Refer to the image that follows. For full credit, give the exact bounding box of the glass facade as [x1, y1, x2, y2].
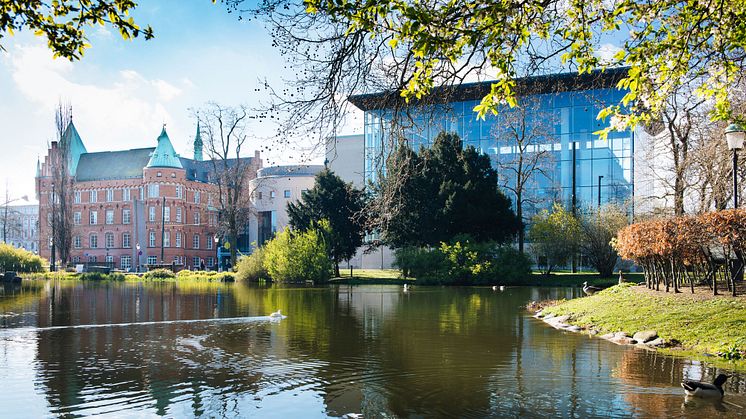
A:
[363, 87, 633, 216]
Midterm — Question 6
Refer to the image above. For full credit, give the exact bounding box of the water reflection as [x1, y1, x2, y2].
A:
[0, 281, 743, 417]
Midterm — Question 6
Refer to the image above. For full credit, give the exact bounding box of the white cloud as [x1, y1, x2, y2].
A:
[596, 43, 623, 65]
[8, 43, 187, 152]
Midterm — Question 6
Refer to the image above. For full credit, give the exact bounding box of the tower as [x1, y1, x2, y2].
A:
[193, 122, 203, 161]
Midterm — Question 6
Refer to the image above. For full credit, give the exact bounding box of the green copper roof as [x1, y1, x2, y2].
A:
[61, 121, 88, 175]
[146, 126, 183, 169]
[193, 121, 203, 161]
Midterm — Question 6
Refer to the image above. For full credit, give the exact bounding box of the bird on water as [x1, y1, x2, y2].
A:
[681, 374, 729, 398]
[269, 309, 283, 318]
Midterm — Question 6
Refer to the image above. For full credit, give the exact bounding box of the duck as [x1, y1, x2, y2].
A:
[403, 284, 410, 292]
[492, 285, 498, 291]
[492, 285, 506, 291]
[681, 374, 729, 398]
[269, 309, 283, 318]
[582, 281, 602, 296]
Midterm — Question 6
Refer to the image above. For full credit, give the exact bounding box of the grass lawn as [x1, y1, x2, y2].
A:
[541, 283, 746, 369]
[330, 268, 410, 284]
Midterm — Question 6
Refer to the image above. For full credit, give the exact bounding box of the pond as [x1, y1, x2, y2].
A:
[0, 281, 744, 418]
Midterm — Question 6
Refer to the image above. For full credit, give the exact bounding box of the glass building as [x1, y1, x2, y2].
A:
[350, 69, 634, 217]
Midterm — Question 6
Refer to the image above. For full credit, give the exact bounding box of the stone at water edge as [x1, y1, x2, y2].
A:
[645, 337, 665, 347]
[588, 329, 599, 336]
[600, 333, 615, 340]
[566, 325, 582, 332]
[543, 313, 555, 320]
[553, 315, 570, 323]
[632, 330, 658, 343]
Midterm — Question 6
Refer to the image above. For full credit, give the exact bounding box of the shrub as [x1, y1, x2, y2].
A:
[235, 247, 269, 282]
[263, 223, 333, 283]
[0, 243, 47, 273]
[143, 268, 176, 280]
[395, 238, 531, 285]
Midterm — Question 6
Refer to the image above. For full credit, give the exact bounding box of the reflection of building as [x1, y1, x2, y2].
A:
[2, 204, 38, 253]
[349, 69, 636, 217]
[248, 165, 324, 247]
[36, 122, 261, 270]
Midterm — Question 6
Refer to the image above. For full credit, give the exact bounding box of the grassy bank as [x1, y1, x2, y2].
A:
[330, 269, 411, 284]
[22, 270, 235, 282]
[541, 283, 746, 369]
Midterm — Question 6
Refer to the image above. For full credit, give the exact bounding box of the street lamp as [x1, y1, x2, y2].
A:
[726, 123, 745, 208]
[214, 234, 220, 271]
[136, 242, 141, 273]
[597, 175, 604, 208]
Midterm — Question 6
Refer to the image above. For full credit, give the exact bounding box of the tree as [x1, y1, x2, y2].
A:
[494, 95, 556, 253]
[580, 204, 628, 278]
[50, 103, 75, 267]
[287, 168, 366, 276]
[528, 203, 580, 275]
[263, 221, 333, 283]
[380, 132, 519, 247]
[1, 0, 154, 60]
[239, 0, 746, 150]
[196, 103, 255, 268]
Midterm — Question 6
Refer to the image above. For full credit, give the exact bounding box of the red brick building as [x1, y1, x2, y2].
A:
[36, 122, 261, 271]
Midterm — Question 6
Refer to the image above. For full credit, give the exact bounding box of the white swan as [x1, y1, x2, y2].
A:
[269, 309, 283, 318]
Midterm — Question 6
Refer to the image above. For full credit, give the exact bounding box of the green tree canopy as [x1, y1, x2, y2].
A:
[287, 168, 366, 275]
[381, 132, 520, 247]
[528, 203, 580, 275]
[1, 0, 154, 59]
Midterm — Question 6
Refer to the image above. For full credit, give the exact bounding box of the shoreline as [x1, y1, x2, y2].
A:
[531, 283, 746, 371]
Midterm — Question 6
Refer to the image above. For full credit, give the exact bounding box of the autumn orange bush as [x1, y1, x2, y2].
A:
[616, 209, 746, 296]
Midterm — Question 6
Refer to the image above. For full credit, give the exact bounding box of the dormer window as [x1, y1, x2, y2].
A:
[171, 173, 176, 178]
[157, 172, 162, 177]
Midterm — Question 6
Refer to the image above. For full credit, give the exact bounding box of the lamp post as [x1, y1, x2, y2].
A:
[136, 243, 141, 272]
[214, 234, 220, 271]
[725, 123, 745, 208]
[50, 182, 56, 272]
[598, 175, 604, 208]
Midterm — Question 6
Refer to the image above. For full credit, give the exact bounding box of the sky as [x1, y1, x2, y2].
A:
[0, 0, 362, 204]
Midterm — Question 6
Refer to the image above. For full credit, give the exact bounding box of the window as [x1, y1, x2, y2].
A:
[175, 232, 182, 248]
[74, 191, 81, 203]
[89, 210, 98, 225]
[176, 185, 183, 199]
[106, 210, 114, 225]
[148, 184, 159, 198]
[194, 211, 200, 225]
[164, 206, 171, 222]
[123, 188, 131, 201]
[208, 194, 213, 206]
[164, 232, 170, 247]
[106, 189, 114, 202]
[176, 207, 182, 223]
[121, 256, 131, 270]
[122, 232, 131, 248]
[270, 191, 276, 198]
[194, 191, 201, 203]
[149, 231, 156, 247]
[207, 257, 214, 267]
[139, 186, 144, 199]
[207, 236, 213, 250]
[157, 171, 162, 177]
[147, 256, 157, 265]
[193, 234, 199, 249]
[193, 256, 200, 268]
[257, 191, 263, 200]
[105, 232, 114, 249]
[90, 190, 97, 203]
[123, 208, 131, 224]
[90, 234, 98, 248]
[149, 206, 156, 222]
[284, 190, 291, 198]
[74, 236, 81, 249]
[106, 255, 114, 263]
[74, 212, 81, 225]
[72, 256, 80, 263]
[88, 255, 97, 263]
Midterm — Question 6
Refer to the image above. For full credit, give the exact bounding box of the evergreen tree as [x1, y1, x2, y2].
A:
[381, 132, 519, 247]
[287, 168, 366, 276]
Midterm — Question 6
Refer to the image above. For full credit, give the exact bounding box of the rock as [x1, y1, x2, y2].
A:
[534, 310, 544, 318]
[600, 333, 615, 340]
[610, 336, 635, 345]
[544, 313, 555, 320]
[553, 315, 570, 323]
[646, 337, 665, 347]
[613, 332, 630, 339]
[588, 329, 599, 336]
[632, 330, 658, 343]
[566, 326, 582, 332]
